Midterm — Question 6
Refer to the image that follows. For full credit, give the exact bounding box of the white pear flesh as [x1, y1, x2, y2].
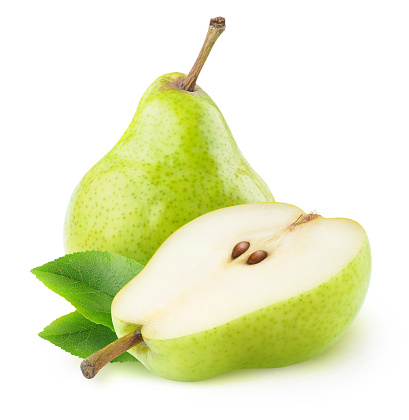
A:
[111, 202, 371, 381]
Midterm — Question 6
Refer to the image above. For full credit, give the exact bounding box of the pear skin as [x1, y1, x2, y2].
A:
[64, 72, 274, 264]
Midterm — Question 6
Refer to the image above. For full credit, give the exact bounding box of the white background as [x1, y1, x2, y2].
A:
[1, 1, 408, 419]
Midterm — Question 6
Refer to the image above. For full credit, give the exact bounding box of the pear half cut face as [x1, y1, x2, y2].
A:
[111, 203, 371, 381]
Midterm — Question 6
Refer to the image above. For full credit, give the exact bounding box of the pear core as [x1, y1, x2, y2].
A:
[111, 203, 367, 341]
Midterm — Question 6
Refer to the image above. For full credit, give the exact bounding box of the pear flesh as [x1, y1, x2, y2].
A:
[111, 203, 371, 381]
[64, 73, 273, 265]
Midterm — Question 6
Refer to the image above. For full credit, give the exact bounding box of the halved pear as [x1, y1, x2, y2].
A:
[110, 202, 371, 381]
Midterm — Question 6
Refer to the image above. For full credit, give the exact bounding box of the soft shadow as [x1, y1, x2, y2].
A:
[74, 315, 373, 386]
[183, 315, 373, 386]
[78, 360, 156, 384]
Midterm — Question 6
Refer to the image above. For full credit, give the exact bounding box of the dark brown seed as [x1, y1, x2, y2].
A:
[247, 250, 268, 265]
[231, 241, 250, 259]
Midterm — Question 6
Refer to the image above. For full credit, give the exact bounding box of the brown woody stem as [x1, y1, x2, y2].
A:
[182, 17, 226, 92]
[80, 330, 143, 379]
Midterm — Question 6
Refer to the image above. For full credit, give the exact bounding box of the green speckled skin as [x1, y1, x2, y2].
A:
[64, 73, 274, 264]
[113, 238, 371, 381]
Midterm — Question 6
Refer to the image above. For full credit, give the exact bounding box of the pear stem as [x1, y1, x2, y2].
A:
[80, 330, 143, 379]
[182, 17, 226, 92]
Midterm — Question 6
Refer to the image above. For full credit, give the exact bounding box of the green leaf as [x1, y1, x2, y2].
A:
[39, 311, 137, 362]
[32, 251, 143, 330]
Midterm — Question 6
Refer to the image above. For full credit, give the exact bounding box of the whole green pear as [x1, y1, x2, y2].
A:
[64, 18, 273, 264]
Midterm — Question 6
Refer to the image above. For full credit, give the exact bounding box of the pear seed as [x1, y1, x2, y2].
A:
[247, 250, 268, 265]
[231, 241, 250, 259]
